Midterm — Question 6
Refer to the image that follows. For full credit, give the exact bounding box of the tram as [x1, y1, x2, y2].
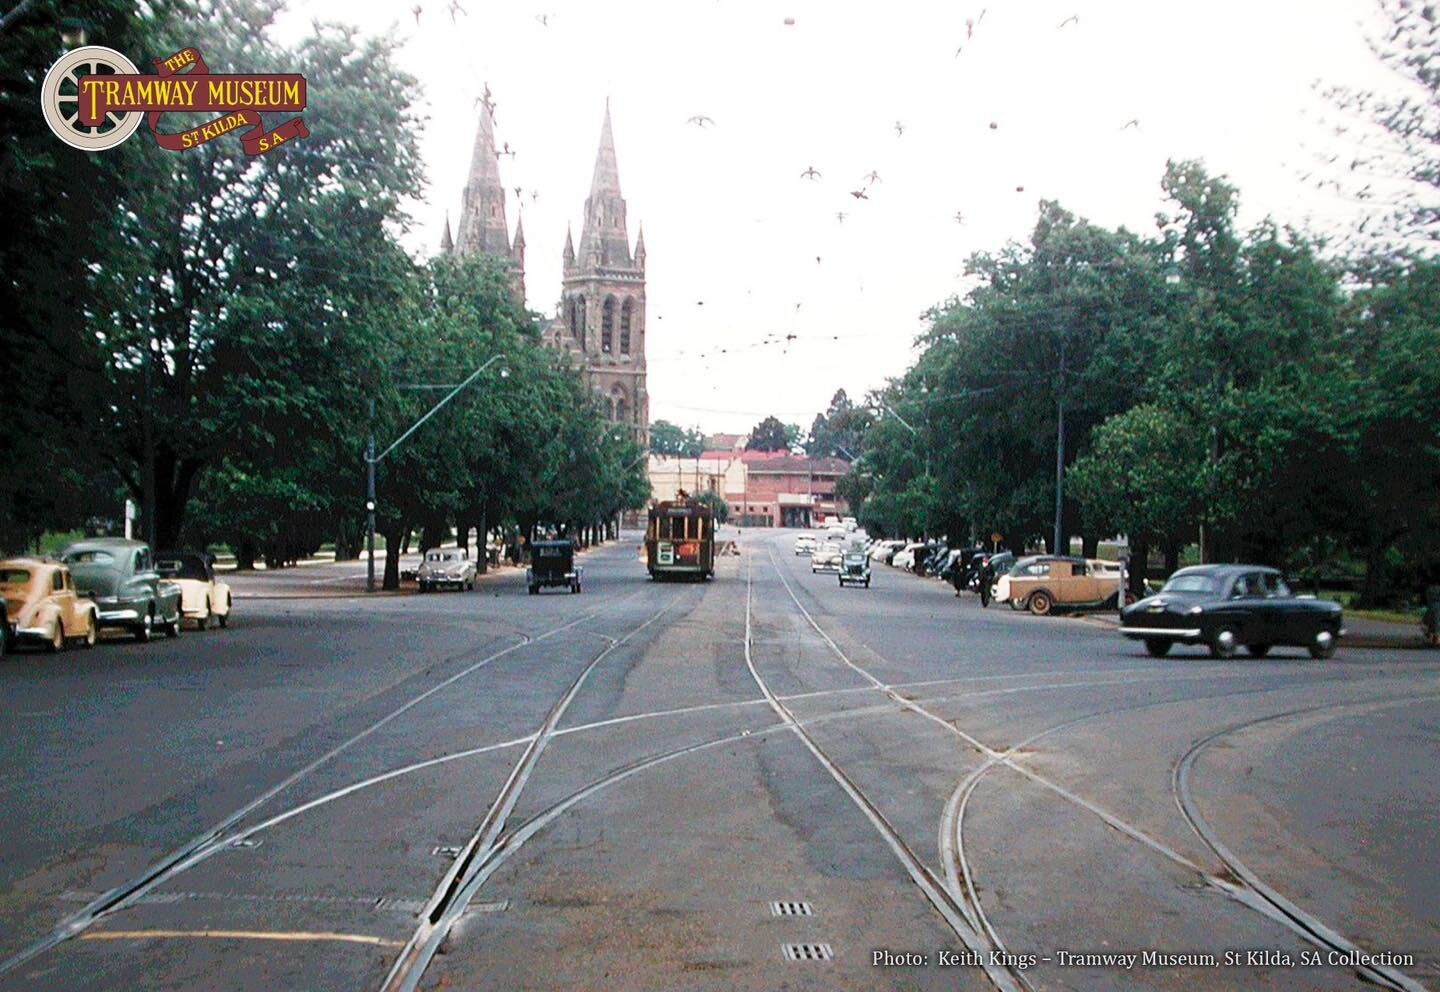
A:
[646, 495, 716, 580]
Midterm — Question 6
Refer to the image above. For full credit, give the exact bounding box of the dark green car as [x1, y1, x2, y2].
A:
[61, 538, 183, 642]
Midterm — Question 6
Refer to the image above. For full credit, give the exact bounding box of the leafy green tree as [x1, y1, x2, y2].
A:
[696, 489, 729, 523]
[649, 419, 705, 458]
[745, 415, 793, 451]
[0, 0, 179, 551]
[806, 389, 872, 459]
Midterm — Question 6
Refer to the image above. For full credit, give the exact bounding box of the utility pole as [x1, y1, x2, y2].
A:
[365, 354, 507, 592]
[143, 345, 157, 548]
[1052, 338, 1067, 558]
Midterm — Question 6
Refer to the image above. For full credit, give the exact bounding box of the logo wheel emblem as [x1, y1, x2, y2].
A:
[41, 46, 146, 151]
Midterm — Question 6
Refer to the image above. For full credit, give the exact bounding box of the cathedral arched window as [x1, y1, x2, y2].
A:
[572, 296, 585, 347]
[620, 299, 633, 355]
[601, 296, 616, 353]
[611, 386, 628, 425]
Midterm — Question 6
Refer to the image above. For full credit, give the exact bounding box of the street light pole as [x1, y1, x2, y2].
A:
[365, 353, 506, 593]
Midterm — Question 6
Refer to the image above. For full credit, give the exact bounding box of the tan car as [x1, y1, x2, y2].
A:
[0, 558, 99, 651]
[994, 555, 1129, 615]
[155, 551, 232, 629]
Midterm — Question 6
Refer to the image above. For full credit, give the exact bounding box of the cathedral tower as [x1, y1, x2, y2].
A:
[447, 96, 525, 304]
[560, 104, 648, 445]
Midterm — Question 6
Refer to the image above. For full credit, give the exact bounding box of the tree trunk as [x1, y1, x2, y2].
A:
[1081, 534, 1098, 559]
[1128, 536, 1149, 599]
[235, 540, 257, 571]
[382, 520, 406, 590]
[1164, 539, 1180, 577]
[420, 516, 447, 554]
[475, 509, 488, 573]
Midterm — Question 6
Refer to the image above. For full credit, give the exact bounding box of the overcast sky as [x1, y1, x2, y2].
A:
[276, 0, 1401, 435]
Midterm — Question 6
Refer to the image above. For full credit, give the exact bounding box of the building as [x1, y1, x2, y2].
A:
[443, 98, 648, 446]
[645, 449, 851, 528]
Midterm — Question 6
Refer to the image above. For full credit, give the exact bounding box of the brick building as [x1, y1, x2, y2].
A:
[443, 98, 648, 446]
[729, 452, 850, 528]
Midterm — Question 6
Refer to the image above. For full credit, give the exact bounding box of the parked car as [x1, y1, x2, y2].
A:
[793, 534, 817, 556]
[994, 555, 1129, 615]
[838, 551, 871, 587]
[61, 538, 182, 642]
[418, 547, 476, 592]
[1121, 564, 1345, 659]
[811, 545, 842, 573]
[527, 540, 581, 594]
[155, 550, 232, 628]
[0, 559, 99, 651]
[890, 542, 926, 570]
[870, 539, 905, 562]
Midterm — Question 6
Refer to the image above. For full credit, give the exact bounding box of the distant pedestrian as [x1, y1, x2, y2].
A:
[978, 557, 996, 608]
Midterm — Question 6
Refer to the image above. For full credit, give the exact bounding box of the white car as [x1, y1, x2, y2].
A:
[793, 534, 817, 556]
[870, 539, 905, 561]
[890, 542, 927, 570]
[155, 551, 232, 630]
[418, 548, 476, 592]
[811, 546, 842, 573]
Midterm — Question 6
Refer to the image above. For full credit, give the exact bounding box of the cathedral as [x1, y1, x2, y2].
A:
[441, 100, 649, 446]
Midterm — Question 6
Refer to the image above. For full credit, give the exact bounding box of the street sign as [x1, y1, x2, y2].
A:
[989, 532, 1002, 544]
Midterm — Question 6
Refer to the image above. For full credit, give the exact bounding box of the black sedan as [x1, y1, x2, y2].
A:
[1120, 564, 1344, 659]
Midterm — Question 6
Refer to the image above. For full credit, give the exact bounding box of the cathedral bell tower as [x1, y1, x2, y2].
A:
[446, 92, 525, 304]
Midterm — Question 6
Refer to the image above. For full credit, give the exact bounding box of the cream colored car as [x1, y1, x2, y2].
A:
[995, 556, 1129, 615]
[155, 551, 232, 629]
[0, 559, 99, 651]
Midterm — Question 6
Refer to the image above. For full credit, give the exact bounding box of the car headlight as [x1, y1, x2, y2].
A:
[1186, 605, 1203, 615]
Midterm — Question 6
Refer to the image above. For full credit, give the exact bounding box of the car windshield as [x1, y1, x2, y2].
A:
[156, 557, 207, 580]
[1163, 574, 1218, 594]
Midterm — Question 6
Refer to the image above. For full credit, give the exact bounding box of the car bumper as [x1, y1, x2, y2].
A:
[1120, 626, 1202, 641]
[17, 624, 56, 639]
[97, 608, 141, 624]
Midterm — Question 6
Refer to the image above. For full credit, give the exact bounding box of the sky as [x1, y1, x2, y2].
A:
[273, 0, 1405, 435]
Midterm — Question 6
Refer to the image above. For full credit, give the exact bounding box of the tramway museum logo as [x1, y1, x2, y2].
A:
[41, 45, 307, 155]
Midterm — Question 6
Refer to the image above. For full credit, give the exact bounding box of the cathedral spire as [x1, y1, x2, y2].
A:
[578, 103, 631, 269]
[563, 224, 575, 266]
[634, 223, 646, 269]
[454, 97, 513, 259]
[440, 212, 453, 253]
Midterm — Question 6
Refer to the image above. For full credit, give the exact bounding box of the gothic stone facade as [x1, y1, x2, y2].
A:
[443, 101, 648, 446]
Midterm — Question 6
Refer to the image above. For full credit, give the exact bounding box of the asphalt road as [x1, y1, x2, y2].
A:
[1, 529, 1436, 992]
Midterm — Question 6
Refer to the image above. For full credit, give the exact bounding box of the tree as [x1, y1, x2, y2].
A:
[1322, 0, 1439, 249]
[696, 489, 729, 523]
[745, 415, 795, 451]
[649, 419, 705, 458]
[807, 389, 872, 458]
[0, 0, 179, 551]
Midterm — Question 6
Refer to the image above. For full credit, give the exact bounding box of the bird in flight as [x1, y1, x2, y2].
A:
[687, 115, 716, 128]
[800, 166, 821, 180]
[1121, 118, 1140, 130]
[449, 0, 466, 22]
[411, 4, 422, 24]
[1058, 13, 1078, 28]
[850, 189, 868, 200]
[530, 190, 541, 202]
[513, 186, 523, 200]
[862, 170, 882, 185]
[894, 121, 905, 137]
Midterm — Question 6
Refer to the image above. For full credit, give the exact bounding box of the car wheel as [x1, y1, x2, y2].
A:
[134, 610, 154, 643]
[83, 613, 98, 648]
[1209, 626, 1238, 659]
[1308, 630, 1337, 660]
[165, 610, 182, 638]
[49, 619, 66, 653]
[200, 601, 212, 630]
[219, 604, 229, 629]
[1028, 591, 1052, 616]
[528, 585, 538, 595]
[1144, 639, 1172, 658]
[1245, 644, 1271, 658]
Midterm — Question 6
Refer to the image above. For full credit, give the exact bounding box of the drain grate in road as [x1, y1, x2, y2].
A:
[432, 845, 463, 859]
[770, 900, 813, 917]
[783, 943, 833, 961]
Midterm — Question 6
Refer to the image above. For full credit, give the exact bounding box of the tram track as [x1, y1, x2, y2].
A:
[0, 602, 620, 979]
[764, 546, 1437, 991]
[378, 586, 696, 992]
[1173, 695, 1439, 992]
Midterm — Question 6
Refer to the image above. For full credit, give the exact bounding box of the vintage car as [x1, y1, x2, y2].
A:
[417, 547, 476, 592]
[811, 544, 842, 573]
[527, 540, 581, 594]
[61, 538, 182, 642]
[994, 555, 1129, 615]
[155, 550, 232, 629]
[838, 551, 871, 587]
[793, 534, 817, 557]
[1121, 564, 1345, 659]
[0, 559, 99, 651]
